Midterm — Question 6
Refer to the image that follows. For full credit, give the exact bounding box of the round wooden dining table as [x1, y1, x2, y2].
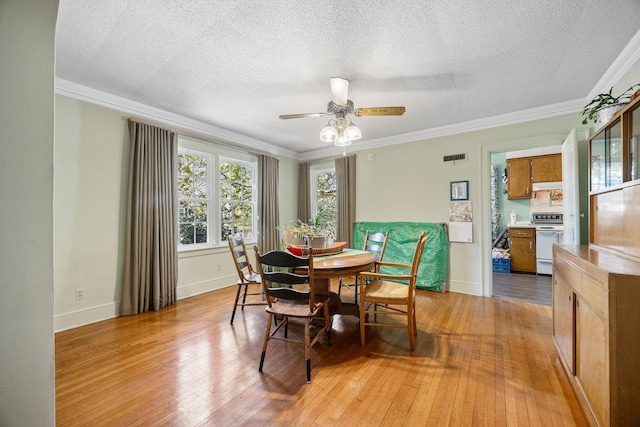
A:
[311, 249, 377, 317]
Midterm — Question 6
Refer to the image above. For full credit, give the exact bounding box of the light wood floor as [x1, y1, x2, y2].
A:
[55, 282, 587, 426]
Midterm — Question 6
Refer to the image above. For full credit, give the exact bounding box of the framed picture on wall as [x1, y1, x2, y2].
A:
[450, 180, 469, 201]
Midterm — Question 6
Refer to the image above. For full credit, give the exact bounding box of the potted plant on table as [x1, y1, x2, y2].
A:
[278, 219, 326, 249]
[581, 84, 640, 125]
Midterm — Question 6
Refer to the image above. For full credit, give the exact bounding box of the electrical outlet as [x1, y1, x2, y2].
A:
[216, 264, 222, 272]
[75, 288, 85, 300]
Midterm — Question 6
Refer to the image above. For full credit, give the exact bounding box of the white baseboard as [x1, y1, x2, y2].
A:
[54, 275, 236, 332]
[447, 279, 482, 296]
[54, 302, 120, 332]
[177, 275, 235, 299]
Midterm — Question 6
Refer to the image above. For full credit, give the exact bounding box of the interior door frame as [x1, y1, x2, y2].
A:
[480, 132, 572, 297]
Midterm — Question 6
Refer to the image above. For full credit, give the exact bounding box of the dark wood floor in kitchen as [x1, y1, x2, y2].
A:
[493, 272, 552, 306]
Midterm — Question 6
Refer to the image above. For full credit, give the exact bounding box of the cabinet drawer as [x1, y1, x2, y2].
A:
[510, 228, 535, 238]
[582, 274, 607, 317]
[554, 255, 583, 294]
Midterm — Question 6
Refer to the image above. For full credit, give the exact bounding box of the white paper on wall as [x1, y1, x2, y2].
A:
[448, 221, 473, 243]
[449, 202, 473, 243]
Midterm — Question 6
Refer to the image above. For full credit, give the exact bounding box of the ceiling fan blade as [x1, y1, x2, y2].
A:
[354, 106, 406, 117]
[279, 112, 328, 119]
[330, 77, 349, 106]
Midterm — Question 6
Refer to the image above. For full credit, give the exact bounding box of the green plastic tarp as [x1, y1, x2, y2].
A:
[353, 222, 448, 291]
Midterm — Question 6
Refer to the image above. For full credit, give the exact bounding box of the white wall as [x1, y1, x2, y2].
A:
[53, 96, 299, 331]
[0, 0, 57, 425]
[54, 97, 129, 328]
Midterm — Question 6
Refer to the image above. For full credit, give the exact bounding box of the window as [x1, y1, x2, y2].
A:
[178, 151, 212, 247]
[310, 163, 336, 237]
[220, 158, 255, 242]
[177, 137, 257, 250]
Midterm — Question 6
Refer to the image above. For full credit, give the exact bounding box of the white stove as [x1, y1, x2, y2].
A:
[531, 213, 563, 275]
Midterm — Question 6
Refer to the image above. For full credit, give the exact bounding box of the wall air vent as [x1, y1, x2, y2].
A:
[443, 153, 467, 162]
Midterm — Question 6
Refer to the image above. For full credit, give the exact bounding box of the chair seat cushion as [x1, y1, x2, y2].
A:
[238, 273, 261, 284]
[266, 300, 324, 318]
[364, 279, 409, 302]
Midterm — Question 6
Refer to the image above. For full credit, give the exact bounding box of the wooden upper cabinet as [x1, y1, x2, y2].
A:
[507, 157, 531, 199]
[508, 153, 562, 199]
[532, 154, 562, 182]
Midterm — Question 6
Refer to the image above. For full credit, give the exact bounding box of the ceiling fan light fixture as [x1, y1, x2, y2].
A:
[334, 135, 352, 147]
[344, 123, 362, 140]
[320, 123, 338, 143]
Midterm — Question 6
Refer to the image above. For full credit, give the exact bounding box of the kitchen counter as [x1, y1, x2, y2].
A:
[507, 222, 535, 228]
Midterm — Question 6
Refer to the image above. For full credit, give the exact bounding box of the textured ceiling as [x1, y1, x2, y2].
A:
[55, 1, 640, 159]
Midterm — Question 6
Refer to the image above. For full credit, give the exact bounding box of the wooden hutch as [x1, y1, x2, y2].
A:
[553, 94, 640, 426]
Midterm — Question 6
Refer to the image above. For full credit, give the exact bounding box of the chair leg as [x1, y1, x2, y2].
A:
[353, 275, 358, 303]
[259, 314, 273, 372]
[324, 304, 332, 347]
[359, 299, 366, 346]
[338, 277, 343, 296]
[230, 284, 243, 324]
[408, 304, 416, 351]
[305, 318, 311, 383]
[240, 283, 249, 309]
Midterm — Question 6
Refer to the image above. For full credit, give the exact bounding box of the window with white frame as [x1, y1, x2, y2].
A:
[219, 158, 256, 242]
[310, 163, 337, 237]
[177, 137, 257, 250]
[178, 150, 212, 247]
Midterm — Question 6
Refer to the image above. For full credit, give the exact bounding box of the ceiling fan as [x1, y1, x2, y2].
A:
[279, 77, 406, 146]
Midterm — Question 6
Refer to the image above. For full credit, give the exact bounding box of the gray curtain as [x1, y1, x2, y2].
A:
[258, 154, 279, 252]
[120, 121, 178, 316]
[297, 162, 310, 222]
[335, 155, 356, 246]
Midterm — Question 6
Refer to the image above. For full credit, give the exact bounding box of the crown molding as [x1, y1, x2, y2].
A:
[298, 98, 585, 161]
[588, 28, 640, 98]
[54, 78, 298, 159]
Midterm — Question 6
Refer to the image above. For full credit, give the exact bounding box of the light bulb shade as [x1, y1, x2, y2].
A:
[319, 125, 338, 143]
[344, 124, 362, 140]
[330, 77, 349, 106]
[334, 136, 352, 147]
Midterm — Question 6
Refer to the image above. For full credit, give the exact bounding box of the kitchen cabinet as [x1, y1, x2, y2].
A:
[552, 245, 640, 427]
[509, 227, 536, 273]
[531, 154, 562, 182]
[507, 153, 562, 199]
[507, 157, 531, 199]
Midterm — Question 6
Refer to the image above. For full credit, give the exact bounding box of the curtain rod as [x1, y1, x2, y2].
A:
[127, 117, 276, 159]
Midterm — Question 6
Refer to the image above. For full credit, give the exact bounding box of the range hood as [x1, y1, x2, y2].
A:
[532, 181, 562, 191]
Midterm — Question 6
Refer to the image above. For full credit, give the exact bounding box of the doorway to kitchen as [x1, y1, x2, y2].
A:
[489, 148, 561, 306]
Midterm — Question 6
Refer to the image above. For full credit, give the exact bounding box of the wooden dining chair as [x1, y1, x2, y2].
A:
[253, 246, 332, 383]
[227, 233, 265, 324]
[358, 232, 427, 351]
[338, 230, 389, 303]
